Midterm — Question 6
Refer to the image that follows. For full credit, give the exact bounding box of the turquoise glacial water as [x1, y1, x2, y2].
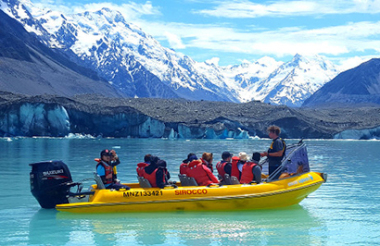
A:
[0, 138, 379, 245]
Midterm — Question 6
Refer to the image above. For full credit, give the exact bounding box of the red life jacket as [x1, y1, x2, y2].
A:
[141, 168, 162, 188]
[186, 160, 219, 186]
[231, 156, 241, 181]
[179, 163, 188, 175]
[136, 162, 149, 177]
[142, 167, 165, 187]
[95, 160, 114, 185]
[200, 158, 213, 172]
[240, 162, 258, 184]
[216, 161, 228, 177]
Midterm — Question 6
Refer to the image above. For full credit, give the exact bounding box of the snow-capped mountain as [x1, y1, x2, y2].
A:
[247, 54, 339, 106]
[1, 0, 340, 106]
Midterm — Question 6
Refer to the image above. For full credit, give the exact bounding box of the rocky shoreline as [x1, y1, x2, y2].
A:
[1, 93, 380, 139]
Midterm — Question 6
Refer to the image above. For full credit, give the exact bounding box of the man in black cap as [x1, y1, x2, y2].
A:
[95, 149, 130, 190]
[216, 151, 233, 179]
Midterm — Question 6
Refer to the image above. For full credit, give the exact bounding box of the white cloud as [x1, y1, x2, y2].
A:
[337, 56, 373, 72]
[164, 32, 186, 49]
[28, 0, 160, 22]
[136, 19, 380, 59]
[205, 57, 220, 66]
[195, 0, 380, 18]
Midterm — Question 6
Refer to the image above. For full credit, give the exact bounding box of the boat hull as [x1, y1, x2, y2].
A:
[56, 172, 326, 213]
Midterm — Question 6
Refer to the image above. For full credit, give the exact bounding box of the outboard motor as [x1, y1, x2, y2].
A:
[30, 161, 73, 209]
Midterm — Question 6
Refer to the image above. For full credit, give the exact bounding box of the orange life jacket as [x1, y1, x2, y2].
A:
[240, 162, 258, 184]
[136, 162, 149, 177]
[186, 160, 219, 186]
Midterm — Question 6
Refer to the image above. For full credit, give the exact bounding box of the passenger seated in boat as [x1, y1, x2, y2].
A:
[201, 152, 214, 172]
[216, 151, 233, 180]
[231, 154, 244, 181]
[136, 154, 152, 177]
[95, 149, 130, 190]
[179, 153, 197, 175]
[237, 152, 248, 172]
[240, 152, 262, 184]
[142, 156, 170, 188]
[186, 157, 219, 186]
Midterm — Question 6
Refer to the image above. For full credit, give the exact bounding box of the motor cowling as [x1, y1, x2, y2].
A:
[30, 161, 73, 209]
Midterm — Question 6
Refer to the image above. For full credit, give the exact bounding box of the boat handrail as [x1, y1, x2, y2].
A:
[267, 141, 306, 182]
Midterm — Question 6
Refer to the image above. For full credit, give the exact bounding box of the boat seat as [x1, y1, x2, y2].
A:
[222, 174, 240, 185]
[222, 174, 232, 185]
[186, 176, 198, 186]
[178, 174, 198, 186]
[93, 172, 105, 189]
[137, 176, 152, 188]
[178, 174, 189, 186]
[230, 176, 240, 185]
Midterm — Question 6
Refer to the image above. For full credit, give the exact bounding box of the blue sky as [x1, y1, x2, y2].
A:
[30, 0, 380, 68]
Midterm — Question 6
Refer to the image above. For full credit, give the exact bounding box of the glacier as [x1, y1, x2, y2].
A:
[0, 103, 70, 137]
[334, 126, 380, 140]
[0, 102, 254, 139]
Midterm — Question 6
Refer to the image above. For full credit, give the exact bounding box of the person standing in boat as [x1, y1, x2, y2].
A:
[142, 156, 170, 188]
[260, 125, 286, 179]
[96, 149, 130, 190]
[240, 152, 262, 184]
[136, 154, 152, 177]
[216, 151, 233, 180]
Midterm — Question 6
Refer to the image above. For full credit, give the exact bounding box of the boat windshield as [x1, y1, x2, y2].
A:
[267, 141, 310, 182]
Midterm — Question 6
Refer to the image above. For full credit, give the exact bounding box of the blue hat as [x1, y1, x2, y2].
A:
[188, 154, 198, 162]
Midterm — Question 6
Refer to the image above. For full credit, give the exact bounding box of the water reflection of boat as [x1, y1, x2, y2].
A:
[54, 205, 323, 245]
[30, 142, 326, 213]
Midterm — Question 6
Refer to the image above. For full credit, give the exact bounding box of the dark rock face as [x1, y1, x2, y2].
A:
[1, 93, 380, 139]
[303, 58, 380, 107]
[0, 9, 123, 98]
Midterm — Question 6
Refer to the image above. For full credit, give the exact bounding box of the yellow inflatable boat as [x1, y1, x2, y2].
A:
[54, 171, 326, 213]
[30, 142, 326, 213]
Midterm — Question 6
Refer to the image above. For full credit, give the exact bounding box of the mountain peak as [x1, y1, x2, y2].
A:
[2, 0, 342, 106]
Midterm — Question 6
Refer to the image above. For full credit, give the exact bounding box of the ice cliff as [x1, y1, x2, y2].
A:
[0, 94, 379, 139]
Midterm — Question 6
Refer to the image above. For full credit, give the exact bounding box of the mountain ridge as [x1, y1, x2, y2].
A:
[303, 58, 380, 107]
[1, 0, 341, 106]
[0, 8, 123, 97]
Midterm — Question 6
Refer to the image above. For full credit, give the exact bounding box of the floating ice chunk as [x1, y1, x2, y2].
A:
[65, 133, 95, 139]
